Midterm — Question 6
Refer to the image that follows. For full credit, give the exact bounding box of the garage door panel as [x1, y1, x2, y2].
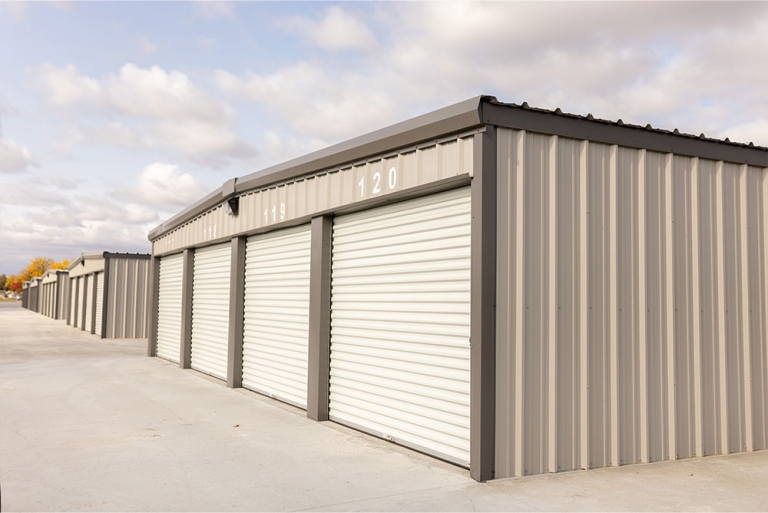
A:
[94, 272, 104, 337]
[69, 280, 77, 325]
[243, 224, 311, 409]
[190, 243, 231, 380]
[84, 275, 94, 332]
[329, 187, 471, 467]
[157, 253, 184, 363]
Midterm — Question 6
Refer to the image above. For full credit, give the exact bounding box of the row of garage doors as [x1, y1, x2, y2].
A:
[68, 273, 105, 335]
[155, 188, 472, 466]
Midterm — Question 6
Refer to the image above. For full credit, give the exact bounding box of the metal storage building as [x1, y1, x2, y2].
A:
[40, 269, 70, 320]
[67, 252, 151, 338]
[21, 281, 29, 309]
[146, 95, 768, 482]
[27, 278, 41, 313]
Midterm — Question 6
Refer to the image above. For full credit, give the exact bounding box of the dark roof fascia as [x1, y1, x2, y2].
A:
[102, 252, 151, 260]
[148, 96, 486, 240]
[482, 101, 768, 167]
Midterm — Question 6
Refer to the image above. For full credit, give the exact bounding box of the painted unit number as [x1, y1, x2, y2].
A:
[264, 203, 286, 224]
[358, 167, 397, 198]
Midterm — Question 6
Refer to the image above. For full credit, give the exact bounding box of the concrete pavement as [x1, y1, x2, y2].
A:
[2, 302, 768, 511]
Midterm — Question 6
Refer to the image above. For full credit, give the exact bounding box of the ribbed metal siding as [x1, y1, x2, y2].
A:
[104, 257, 150, 338]
[329, 187, 472, 466]
[69, 279, 77, 325]
[157, 254, 183, 363]
[495, 127, 768, 478]
[243, 225, 312, 408]
[94, 272, 104, 337]
[84, 275, 94, 332]
[191, 243, 231, 380]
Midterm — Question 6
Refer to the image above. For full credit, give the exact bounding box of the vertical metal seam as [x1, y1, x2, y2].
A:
[548, 135, 558, 473]
[514, 129, 526, 477]
[579, 139, 590, 470]
[690, 157, 704, 457]
[739, 163, 754, 451]
[637, 149, 649, 463]
[609, 144, 619, 466]
[764, 167, 768, 452]
[664, 152, 677, 461]
[715, 160, 730, 454]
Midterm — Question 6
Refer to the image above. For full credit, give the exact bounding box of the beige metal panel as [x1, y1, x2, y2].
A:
[698, 159, 725, 456]
[554, 136, 584, 473]
[102, 257, 150, 339]
[616, 146, 642, 466]
[152, 135, 475, 255]
[586, 141, 612, 470]
[329, 187, 471, 467]
[68, 257, 105, 278]
[242, 224, 312, 408]
[757, 167, 768, 451]
[721, 162, 746, 454]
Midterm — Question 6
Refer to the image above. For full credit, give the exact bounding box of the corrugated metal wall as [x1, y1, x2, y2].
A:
[495, 127, 768, 478]
[105, 258, 150, 338]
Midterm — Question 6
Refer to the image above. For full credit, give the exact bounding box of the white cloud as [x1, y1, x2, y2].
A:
[133, 162, 208, 209]
[0, 138, 36, 174]
[282, 6, 378, 52]
[37, 63, 256, 166]
[192, 1, 234, 20]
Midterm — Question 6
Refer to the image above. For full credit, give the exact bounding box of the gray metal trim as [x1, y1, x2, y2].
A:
[147, 256, 160, 356]
[307, 215, 332, 421]
[470, 126, 497, 482]
[482, 102, 768, 167]
[148, 96, 485, 240]
[179, 248, 194, 368]
[227, 237, 246, 388]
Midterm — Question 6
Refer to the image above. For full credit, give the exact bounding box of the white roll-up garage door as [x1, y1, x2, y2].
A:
[329, 187, 472, 466]
[190, 243, 231, 380]
[157, 254, 184, 363]
[84, 274, 94, 333]
[75, 277, 85, 329]
[243, 224, 312, 409]
[94, 272, 104, 337]
[69, 279, 77, 325]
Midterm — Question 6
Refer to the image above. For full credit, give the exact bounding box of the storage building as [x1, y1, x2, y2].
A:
[27, 278, 41, 313]
[40, 269, 70, 320]
[67, 252, 151, 338]
[146, 96, 768, 481]
[21, 281, 29, 309]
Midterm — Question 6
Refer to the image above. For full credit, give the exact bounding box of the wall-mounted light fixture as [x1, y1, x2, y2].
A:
[226, 196, 240, 216]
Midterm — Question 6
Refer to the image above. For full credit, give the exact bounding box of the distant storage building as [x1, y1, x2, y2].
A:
[27, 278, 41, 313]
[146, 96, 768, 481]
[67, 252, 151, 338]
[21, 281, 29, 309]
[40, 269, 69, 320]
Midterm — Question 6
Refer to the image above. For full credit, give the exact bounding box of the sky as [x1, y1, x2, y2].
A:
[1, 1, 767, 276]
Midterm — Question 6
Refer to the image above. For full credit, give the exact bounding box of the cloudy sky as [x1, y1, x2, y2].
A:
[1, 1, 767, 275]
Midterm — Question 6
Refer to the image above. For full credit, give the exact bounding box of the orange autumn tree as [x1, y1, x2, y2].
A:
[5, 257, 71, 291]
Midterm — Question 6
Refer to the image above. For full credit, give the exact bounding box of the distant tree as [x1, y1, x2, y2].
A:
[6, 275, 22, 293]
[0, 274, 6, 290]
[50, 259, 70, 270]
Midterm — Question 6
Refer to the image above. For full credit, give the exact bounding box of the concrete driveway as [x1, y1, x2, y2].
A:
[2, 302, 768, 512]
